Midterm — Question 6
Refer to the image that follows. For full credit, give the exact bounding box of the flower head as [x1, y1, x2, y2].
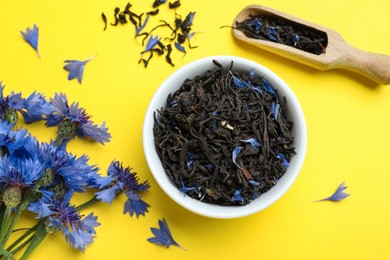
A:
[0, 156, 44, 207]
[44, 93, 111, 144]
[20, 24, 40, 57]
[28, 191, 100, 252]
[37, 142, 99, 192]
[95, 160, 150, 218]
[0, 83, 52, 124]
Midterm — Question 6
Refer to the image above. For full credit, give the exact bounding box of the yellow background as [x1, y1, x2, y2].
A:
[1, 0, 390, 259]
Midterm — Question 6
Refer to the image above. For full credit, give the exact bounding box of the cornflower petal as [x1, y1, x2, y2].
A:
[143, 35, 160, 53]
[231, 74, 250, 88]
[231, 189, 244, 204]
[276, 153, 289, 168]
[95, 186, 121, 204]
[147, 218, 184, 250]
[232, 146, 243, 169]
[20, 24, 40, 57]
[80, 121, 111, 144]
[123, 191, 150, 218]
[63, 57, 94, 84]
[240, 138, 261, 149]
[174, 42, 186, 53]
[136, 14, 150, 36]
[271, 102, 280, 120]
[315, 181, 350, 202]
[261, 78, 277, 98]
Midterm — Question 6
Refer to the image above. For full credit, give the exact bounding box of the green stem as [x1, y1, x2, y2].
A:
[53, 136, 64, 147]
[76, 195, 99, 211]
[6, 223, 38, 252]
[20, 221, 47, 260]
[0, 207, 12, 246]
[0, 190, 39, 249]
[0, 248, 14, 260]
[10, 235, 33, 256]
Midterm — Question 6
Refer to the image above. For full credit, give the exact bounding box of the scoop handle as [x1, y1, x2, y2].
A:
[334, 44, 390, 85]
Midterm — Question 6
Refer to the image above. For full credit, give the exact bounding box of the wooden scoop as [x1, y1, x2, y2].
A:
[233, 5, 390, 85]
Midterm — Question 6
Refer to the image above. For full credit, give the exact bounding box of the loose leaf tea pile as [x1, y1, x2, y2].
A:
[233, 14, 327, 55]
[153, 60, 296, 206]
[101, 1, 197, 67]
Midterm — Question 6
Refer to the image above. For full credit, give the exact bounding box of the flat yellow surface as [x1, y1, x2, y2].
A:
[1, 0, 390, 259]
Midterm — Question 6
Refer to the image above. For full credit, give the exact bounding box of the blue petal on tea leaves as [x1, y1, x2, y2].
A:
[232, 146, 243, 169]
[20, 24, 40, 57]
[292, 33, 300, 45]
[251, 86, 263, 95]
[179, 175, 196, 195]
[63, 57, 93, 84]
[276, 153, 289, 168]
[268, 27, 278, 41]
[231, 74, 250, 88]
[240, 138, 261, 149]
[248, 179, 260, 186]
[136, 14, 150, 36]
[174, 42, 186, 53]
[249, 68, 256, 79]
[143, 35, 160, 53]
[231, 189, 244, 204]
[271, 102, 280, 120]
[261, 79, 277, 97]
[315, 182, 350, 202]
[248, 18, 262, 31]
[147, 218, 185, 250]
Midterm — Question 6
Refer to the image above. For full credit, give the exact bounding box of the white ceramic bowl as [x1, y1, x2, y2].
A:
[143, 56, 307, 219]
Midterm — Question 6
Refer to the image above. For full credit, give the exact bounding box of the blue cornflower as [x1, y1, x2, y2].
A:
[0, 156, 44, 207]
[20, 24, 40, 57]
[63, 57, 94, 84]
[28, 191, 100, 252]
[44, 93, 111, 145]
[95, 160, 150, 218]
[37, 142, 99, 192]
[0, 83, 52, 124]
[22, 91, 54, 123]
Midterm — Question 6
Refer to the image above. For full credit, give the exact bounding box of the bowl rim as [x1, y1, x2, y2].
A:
[143, 55, 307, 219]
